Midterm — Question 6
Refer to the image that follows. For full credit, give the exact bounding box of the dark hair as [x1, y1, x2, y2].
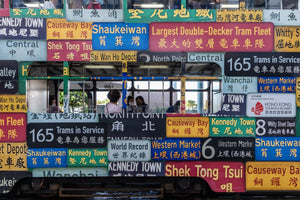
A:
[107, 89, 121, 103]
[127, 96, 134, 102]
[135, 96, 146, 105]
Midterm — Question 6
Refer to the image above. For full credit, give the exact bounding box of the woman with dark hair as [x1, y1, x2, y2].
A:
[135, 96, 149, 113]
[127, 95, 135, 113]
[105, 89, 122, 113]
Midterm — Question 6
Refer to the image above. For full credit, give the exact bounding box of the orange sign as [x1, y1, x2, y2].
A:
[274, 26, 300, 52]
[0, 95, 27, 113]
[166, 117, 209, 138]
[0, 143, 27, 171]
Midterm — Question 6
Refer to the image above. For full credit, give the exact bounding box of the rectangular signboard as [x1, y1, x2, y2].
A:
[150, 22, 274, 52]
[47, 19, 92, 40]
[92, 23, 149, 50]
[27, 148, 67, 168]
[137, 51, 187, 63]
[222, 76, 257, 94]
[28, 112, 98, 123]
[201, 137, 255, 161]
[108, 161, 165, 177]
[217, 8, 263, 22]
[210, 117, 255, 137]
[32, 167, 108, 177]
[165, 161, 245, 192]
[0, 143, 27, 171]
[151, 138, 201, 161]
[90, 51, 137, 62]
[27, 123, 107, 148]
[101, 113, 165, 140]
[0, 40, 47, 61]
[225, 52, 300, 77]
[0, 60, 18, 94]
[258, 77, 296, 93]
[0, 17, 46, 40]
[256, 137, 300, 161]
[0, 113, 26, 142]
[68, 148, 108, 167]
[264, 10, 300, 26]
[275, 26, 300, 52]
[246, 93, 296, 117]
[166, 117, 209, 138]
[215, 94, 247, 116]
[0, 95, 27, 113]
[47, 40, 92, 61]
[108, 140, 151, 162]
[256, 118, 296, 137]
[0, 171, 32, 193]
[246, 162, 300, 190]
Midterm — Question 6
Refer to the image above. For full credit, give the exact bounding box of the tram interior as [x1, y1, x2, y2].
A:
[26, 62, 222, 114]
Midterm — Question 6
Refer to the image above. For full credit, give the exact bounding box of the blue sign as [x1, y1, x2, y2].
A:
[0, 17, 46, 40]
[92, 23, 149, 50]
[27, 148, 68, 168]
[255, 137, 300, 161]
[151, 138, 201, 161]
[258, 77, 296, 93]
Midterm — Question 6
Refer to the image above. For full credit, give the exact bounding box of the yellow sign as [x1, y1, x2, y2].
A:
[217, 8, 263, 22]
[90, 51, 137, 62]
[47, 19, 92, 40]
[246, 162, 300, 190]
[296, 77, 300, 107]
[0, 143, 27, 171]
[0, 95, 27, 113]
[274, 26, 300, 52]
[166, 117, 209, 138]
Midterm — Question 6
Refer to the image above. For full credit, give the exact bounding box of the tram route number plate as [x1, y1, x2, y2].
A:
[27, 123, 107, 148]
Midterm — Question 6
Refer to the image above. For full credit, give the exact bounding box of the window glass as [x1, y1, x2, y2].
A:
[10, 0, 63, 9]
[127, 0, 179, 9]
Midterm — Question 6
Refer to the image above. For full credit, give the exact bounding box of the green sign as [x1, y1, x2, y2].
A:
[68, 149, 108, 167]
[210, 117, 256, 137]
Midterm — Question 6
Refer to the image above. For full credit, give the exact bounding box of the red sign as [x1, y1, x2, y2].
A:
[165, 161, 245, 193]
[150, 22, 273, 52]
[47, 40, 92, 61]
[0, 114, 26, 142]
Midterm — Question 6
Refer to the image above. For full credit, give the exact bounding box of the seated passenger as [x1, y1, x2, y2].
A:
[126, 95, 135, 113]
[134, 96, 149, 114]
[166, 100, 180, 113]
[105, 89, 122, 113]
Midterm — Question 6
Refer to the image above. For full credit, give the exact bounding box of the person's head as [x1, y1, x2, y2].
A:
[135, 96, 146, 106]
[127, 96, 134, 106]
[174, 100, 180, 112]
[107, 89, 121, 103]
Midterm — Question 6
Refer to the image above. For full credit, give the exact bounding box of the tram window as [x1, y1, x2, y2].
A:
[67, 0, 121, 9]
[0, 0, 3, 8]
[10, 0, 63, 9]
[127, 64, 181, 77]
[127, 0, 178, 9]
[184, 63, 221, 77]
[187, 0, 220, 9]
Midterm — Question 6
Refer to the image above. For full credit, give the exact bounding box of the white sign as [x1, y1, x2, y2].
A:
[222, 76, 257, 94]
[32, 167, 108, 177]
[108, 140, 151, 162]
[246, 93, 296, 117]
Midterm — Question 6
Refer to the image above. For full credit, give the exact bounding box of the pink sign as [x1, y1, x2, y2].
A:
[0, 113, 26, 142]
[47, 40, 92, 61]
[165, 161, 245, 193]
[150, 22, 273, 52]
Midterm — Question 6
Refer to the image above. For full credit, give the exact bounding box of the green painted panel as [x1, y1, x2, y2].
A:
[10, 8, 64, 18]
[68, 148, 108, 167]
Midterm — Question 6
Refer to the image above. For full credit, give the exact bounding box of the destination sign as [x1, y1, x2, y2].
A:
[215, 94, 246, 116]
[32, 167, 108, 177]
[10, 8, 64, 18]
[255, 137, 300, 161]
[68, 148, 108, 167]
[246, 162, 300, 190]
[165, 161, 245, 192]
[27, 112, 98, 123]
[225, 52, 300, 77]
[92, 23, 149, 50]
[275, 26, 300, 52]
[0, 113, 26, 142]
[150, 22, 273, 52]
[264, 10, 300, 26]
[108, 161, 165, 177]
[0, 60, 18, 94]
[90, 51, 137, 62]
[256, 118, 296, 137]
[201, 137, 255, 161]
[151, 138, 201, 161]
[166, 117, 209, 138]
[210, 117, 255, 137]
[47, 40, 92, 61]
[258, 77, 296, 93]
[108, 140, 151, 162]
[0, 95, 27, 113]
[47, 19, 92, 40]
[100, 113, 165, 140]
[0, 171, 32, 193]
[0, 143, 27, 171]
[217, 6, 263, 22]
[0, 17, 46, 40]
[137, 51, 187, 63]
[246, 93, 296, 117]
[222, 76, 257, 94]
[27, 148, 67, 168]
[27, 123, 107, 148]
[297, 78, 300, 107]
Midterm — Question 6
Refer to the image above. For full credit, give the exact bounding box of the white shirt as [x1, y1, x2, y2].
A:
[43, 1, 56, 9]
[105, 103, 122, 113]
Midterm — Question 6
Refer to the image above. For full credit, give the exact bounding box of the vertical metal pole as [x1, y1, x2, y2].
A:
[63, 61, 70, 113]
[122, 61, 128, 110]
